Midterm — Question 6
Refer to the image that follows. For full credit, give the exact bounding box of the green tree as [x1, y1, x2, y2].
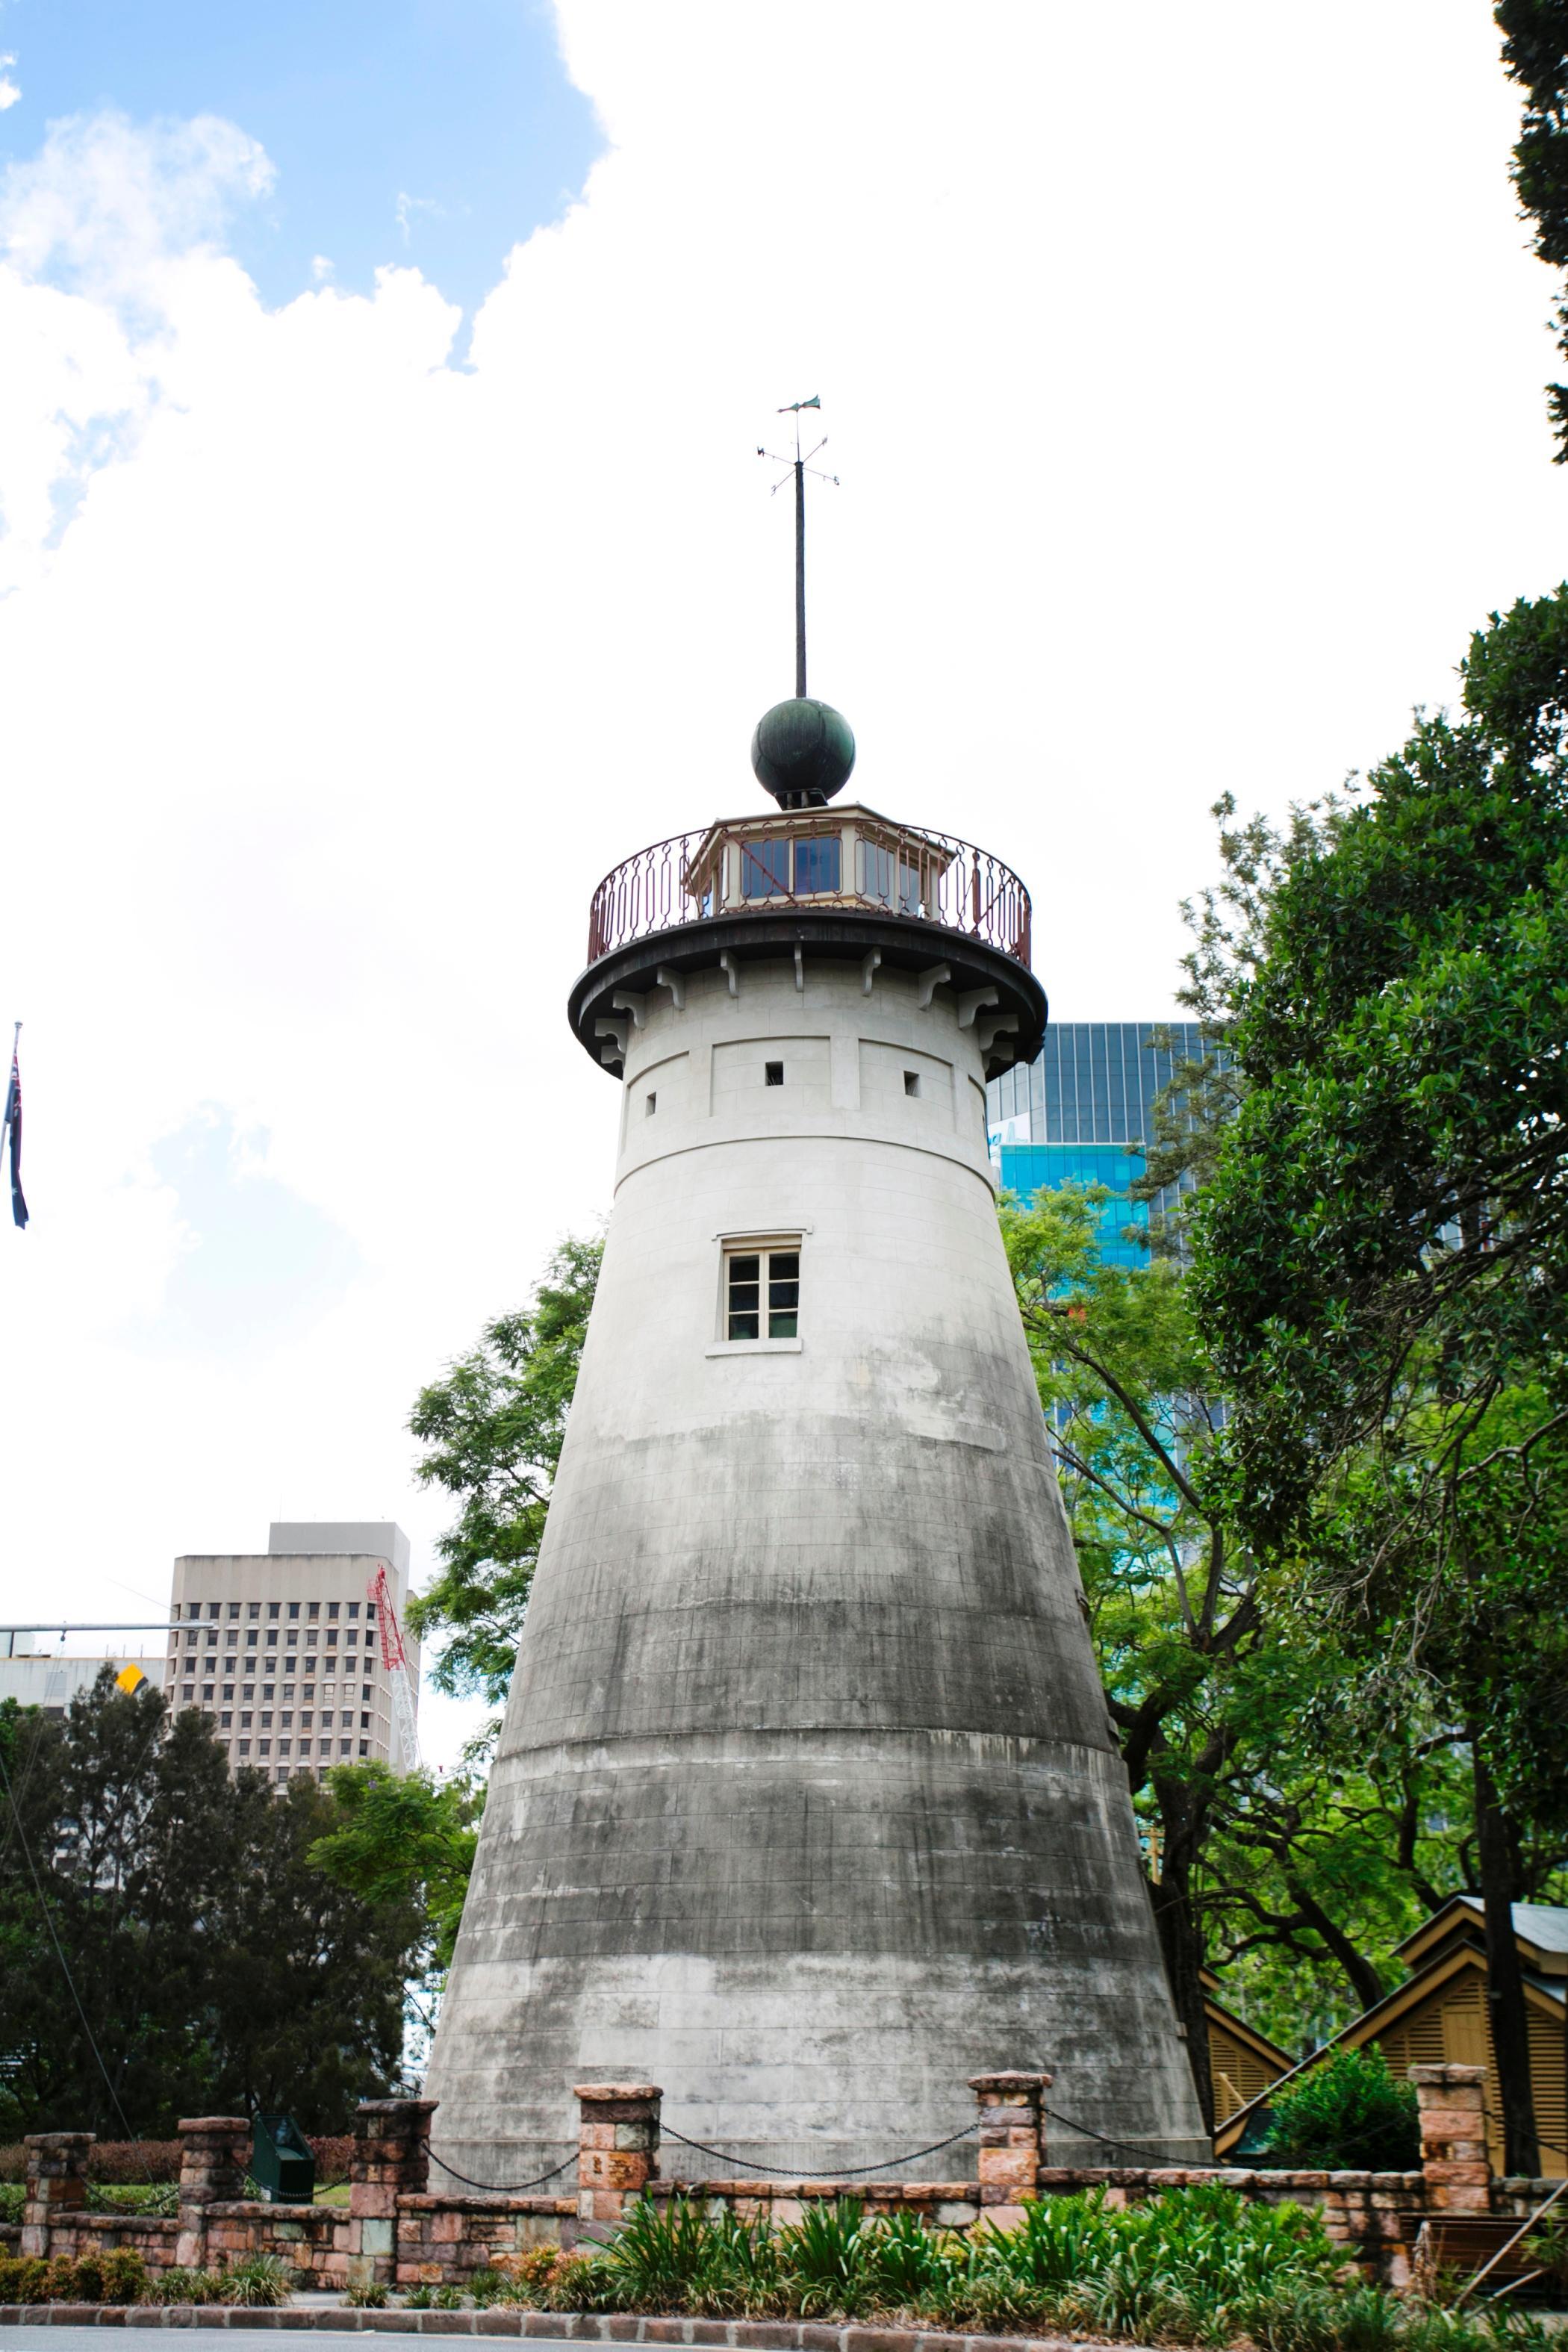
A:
[1184, 588, 1568, 2170]
[0, 1673, 429, 2136]
[308, 1762, 482, 1973]
[405, 1233, 601, 1714]
[1001, 1184, 1485, 2096]
[1496, 0, 1568, 460]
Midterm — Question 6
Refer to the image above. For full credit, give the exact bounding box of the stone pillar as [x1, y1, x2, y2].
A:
[349, 2098, 437, 2287]
[970, 2071, 1051, 2223]
[1410, 2064, 1491, 2215]
[174, 2115, 251, 2271]
[576, 2082, 662, 2230]
[21, 2132, 93, 2259]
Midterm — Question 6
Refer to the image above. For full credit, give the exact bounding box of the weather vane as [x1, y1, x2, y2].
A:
[758, 395, 840, 700]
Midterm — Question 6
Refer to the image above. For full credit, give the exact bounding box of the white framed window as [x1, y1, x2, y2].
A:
[724, 1242, 799, 1341]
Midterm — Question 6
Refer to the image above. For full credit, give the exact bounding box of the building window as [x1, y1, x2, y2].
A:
[246, 1628, 258, 1647]
[237, 1738, 251, 1756]
[258, 1738, 271, 1756]
[279, 1739, 291, 1756]
[348, 1602, 360, 1620]
[286, 1629, 299, 1648]
[765, 1060, 784, 1086]
[358, 1740, 369, 1756]
[240, 1711, 253, 1729]
[792, 833, 841, 895]
[725, 1245, 799, 1340]
[205, 1628, 219, 1647]
[328, 1602, 340, 1620]
[201, 1684, 214, 1702]
[903, 1069, 921, 1097]
[221, 1684, 234, 1702]
[740, 836, 791, 900]
[267, 1630, 278, 1647]
[287, 1601, 299, 1619]
[339, 1738, 352, 1755]
[207, 1603, 220, 1621]
[857, 838, 920, 915]
[249, 1601, 261, 1619]
[645, 1091, 656, 1116]
[275, 1767, 289, 1784]
[308, 1601, 320, 1620]
[262, 1683, 275, 1700]
[220, 1711, 233, 1728]
[261, 1710, 273, 1729]
[181, 1683, 194, 1702]
[227, 1602, 240, 1619]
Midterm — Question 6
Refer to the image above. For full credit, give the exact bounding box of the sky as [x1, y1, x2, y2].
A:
[0, 2, 1564, 1768]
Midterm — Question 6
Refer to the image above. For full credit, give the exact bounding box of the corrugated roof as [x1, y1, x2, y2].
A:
[1446, 1897, 1568, 1954]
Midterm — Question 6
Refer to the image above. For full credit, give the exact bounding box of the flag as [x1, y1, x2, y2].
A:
[115, 1664, 146, 1695]
[3, 1027, 24, 1230]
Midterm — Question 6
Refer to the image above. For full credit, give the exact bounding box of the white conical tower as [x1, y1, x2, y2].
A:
[423, 700, 1207, 2183]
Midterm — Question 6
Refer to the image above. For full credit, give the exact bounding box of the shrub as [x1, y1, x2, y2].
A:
[432, 2281, 467, 2307]
[468, 2267, 511, 2306]
[310, 2135, 355, 2187]
[0, 2248, 145, 2306]
[0, 2183, 20, 2224]
[401, 2283, 435, 2307]
[146, 2265, 226, 2304]
[344, 2277, 388, 2306]
[1263, 2047, 1421, 2172]
[101, 2248, 149, 2304]
[223, 2250, 293, 2306]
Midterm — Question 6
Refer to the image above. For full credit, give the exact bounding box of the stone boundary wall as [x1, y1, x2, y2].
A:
[0, 2315, 1157, 2344]
[14, 2063, 1512, 2296]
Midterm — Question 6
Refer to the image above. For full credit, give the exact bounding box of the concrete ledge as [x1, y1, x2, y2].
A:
[0, 2311, 1159, 2349]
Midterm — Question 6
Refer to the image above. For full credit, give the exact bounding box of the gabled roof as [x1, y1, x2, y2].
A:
[1210, 1905, 1568, 2160]
[1399, 1896, 1568, 1975]
[1200, 1977, 1295, 2076]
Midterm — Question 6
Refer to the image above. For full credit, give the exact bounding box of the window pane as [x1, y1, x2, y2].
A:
[858, 839, 893, 904]
[728, 1310, 760, 1339]
[793, 834, 841, 893]
[768, 1310, 798, 1338]
[728, 1254, 759, 1284]
[769, 1252, 799, 1283]
[740, 837, 791, 899]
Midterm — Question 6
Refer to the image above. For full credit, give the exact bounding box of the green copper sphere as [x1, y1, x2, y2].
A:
[750, 697, 856, 808]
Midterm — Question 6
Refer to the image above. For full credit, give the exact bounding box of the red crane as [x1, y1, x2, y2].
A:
[367, 1564, 421, 1771]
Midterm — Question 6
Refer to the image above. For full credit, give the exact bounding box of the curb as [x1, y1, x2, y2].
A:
[0, 2312, 1155, 2350]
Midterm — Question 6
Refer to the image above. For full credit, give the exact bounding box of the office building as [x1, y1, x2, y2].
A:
[986, 1021, 1213, 1262]
[0, 1638, 166, 1717]
[168, 1521, 419, 1788]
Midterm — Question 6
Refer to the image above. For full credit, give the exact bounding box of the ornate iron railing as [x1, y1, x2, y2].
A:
[586, 815, 1033, 971]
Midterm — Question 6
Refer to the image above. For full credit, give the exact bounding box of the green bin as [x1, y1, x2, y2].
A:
[250, 2112, 316, 2204]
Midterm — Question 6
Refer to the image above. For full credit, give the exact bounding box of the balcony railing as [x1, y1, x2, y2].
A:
[586, 812, 1033, 971]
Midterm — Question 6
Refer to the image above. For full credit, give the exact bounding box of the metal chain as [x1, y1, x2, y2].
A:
[660, 2121, 977, 2180]
[421, 2141, 576, 2194]
[1043, 2106, 1188, 2168]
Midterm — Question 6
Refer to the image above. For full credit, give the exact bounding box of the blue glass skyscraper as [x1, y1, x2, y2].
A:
[986, 1022, 1210, 1265]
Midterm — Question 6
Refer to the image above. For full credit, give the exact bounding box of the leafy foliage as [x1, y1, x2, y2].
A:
[1496, 1, 1568, 459]
[508, 2185, 1552, 2349]
[1262, 2046, 1420, 2171]
[0, 1674, 424, 2138]
[1180, 590, 1568, 2167]
[307, 1761, 482, 1975]
[405, 1233, 602, 1711]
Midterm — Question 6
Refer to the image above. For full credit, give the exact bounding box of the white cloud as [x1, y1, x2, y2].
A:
[0, 55, 20, 111]
[0, 2, 1562, 1765]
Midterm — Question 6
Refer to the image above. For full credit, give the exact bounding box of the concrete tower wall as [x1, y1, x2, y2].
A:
[426, 954, 1208, 2180]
